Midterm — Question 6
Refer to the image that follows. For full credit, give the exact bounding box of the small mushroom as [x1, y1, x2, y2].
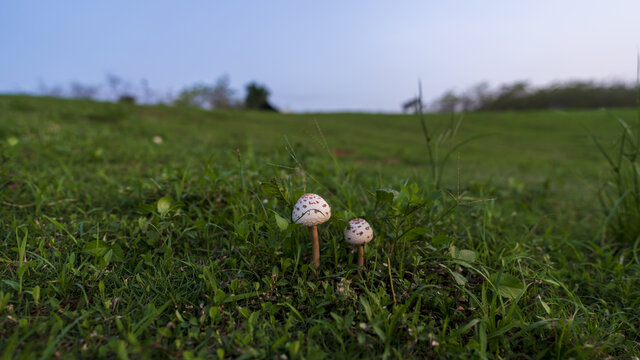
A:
[292, 193, 331, 268]
[344, 218, 374, 266]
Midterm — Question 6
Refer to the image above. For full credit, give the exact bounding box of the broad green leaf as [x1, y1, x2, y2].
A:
[271, 335, 288, 352]
[450, 245, 477, 263]
[260, 178, 290, 205]
[209, 306, 220, 319]
[376, 188, 398, 204]
[431, 234, 455, 246]
[330, 217, 349, 230]
[136, 203, 156, 214]
[234, 219, 249, 239]
[0, 291, 10, 313]
[539, 298, 551, 315]
[452, 319, 481, 337]
[458, 250, 477, 262]
[103, 249, 113, 263]
[403, 227, 429, 241]
[428, 189, 443, 202]
[17, 263, 30, 278]
[260, 181, 280, 197]
[372, 325, 386, 342]
[7, 136, 19, 147]
[111, 244, 124, 262]
[83, 241, 110, 257]
[410, 227, 429, 235]
[193, 218, 207, 230]
[452, 271, 468, 286]
[440, 264, 468, 286]
[490, 273, 525, 299]
[274, 213, 289, 231]
[359, 297, 373, 321]
[213, 290, 226, 305]
[157, 196, 172, 215]
[2, 280, 19, 291]
[32, 286, 40, 304]
[239, 307, 250, 318]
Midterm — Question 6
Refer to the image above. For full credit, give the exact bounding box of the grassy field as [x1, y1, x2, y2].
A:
[1, 95, 639, 358]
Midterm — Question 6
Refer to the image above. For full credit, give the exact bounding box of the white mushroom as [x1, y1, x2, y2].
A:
[292, 193, 331, 268]
[344, 218, 374, 266]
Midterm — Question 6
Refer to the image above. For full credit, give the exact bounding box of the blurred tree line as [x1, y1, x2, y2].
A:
[36, 74, 278, 111]
[422, 80, 638, 113]
[174, 75, 277, 111]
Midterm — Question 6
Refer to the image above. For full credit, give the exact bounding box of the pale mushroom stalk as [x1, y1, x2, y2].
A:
[344, 218, 374, 267]
[292, 193, 331, 269]
[311, 226, 320, 268]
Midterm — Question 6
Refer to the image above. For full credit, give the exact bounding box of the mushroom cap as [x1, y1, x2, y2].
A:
[344, 218, 374, 245]
[291, 193, 331, 226]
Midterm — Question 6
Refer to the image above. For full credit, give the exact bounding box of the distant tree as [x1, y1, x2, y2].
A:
[34, 76, 167, 105]
[174, 84, 207, 108]
[487, 81, 530, 110]
[402, 97, 422, 113]
[459, 81, 492, 111]
[174, 75, 238, 109]
[210, 75, 236, 109]
[470, 82, 492, 108]
[37, 80, 64, 97]
[69, 82, 99, 100]
[432, 79, 636, 112]
[435, 90, 460, 113]
[245, 82, 277, 111]
[139, 78, 155, 104]
[118, 95, 136, 104]
[103, 75, 135, 104]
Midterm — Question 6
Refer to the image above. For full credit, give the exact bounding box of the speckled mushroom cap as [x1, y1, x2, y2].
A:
[344, 218, 374, 245]
[291, 193, 331, 226]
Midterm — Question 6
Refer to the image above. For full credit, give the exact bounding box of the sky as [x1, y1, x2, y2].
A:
[1, 1, 639, 112]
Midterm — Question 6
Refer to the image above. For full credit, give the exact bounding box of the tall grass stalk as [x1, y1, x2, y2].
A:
[593, 58, 640, 246]
[416, 81, 491, 187]
[417, 81, 437, 179]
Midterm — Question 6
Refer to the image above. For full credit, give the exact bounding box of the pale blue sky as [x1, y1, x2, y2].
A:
[1, 1, 639, 112]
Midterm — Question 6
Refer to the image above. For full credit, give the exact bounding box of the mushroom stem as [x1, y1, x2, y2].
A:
[357, 245, 364, 266]
[311, 226, 320, 268]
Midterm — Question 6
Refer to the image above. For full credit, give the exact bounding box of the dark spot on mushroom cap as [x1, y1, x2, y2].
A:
[303, 205, 307, 208]
[358, 232, 363, 235]
[322, 204, 326, 207]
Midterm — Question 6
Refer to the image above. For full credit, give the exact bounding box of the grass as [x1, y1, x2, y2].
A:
[0, 95, 639, 358]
